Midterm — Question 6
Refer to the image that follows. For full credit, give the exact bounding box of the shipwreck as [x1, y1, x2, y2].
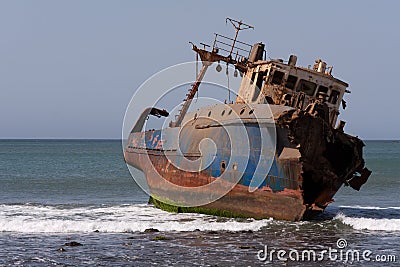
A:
[124, 18, 371, 221]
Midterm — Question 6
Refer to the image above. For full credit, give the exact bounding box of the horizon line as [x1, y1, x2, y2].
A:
[0, 138, 399, 142]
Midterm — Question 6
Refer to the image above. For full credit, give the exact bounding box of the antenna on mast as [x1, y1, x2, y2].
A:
[225, 18, 254, 58]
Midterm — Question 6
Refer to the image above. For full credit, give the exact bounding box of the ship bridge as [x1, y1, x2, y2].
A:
[236, 53, 349, 128]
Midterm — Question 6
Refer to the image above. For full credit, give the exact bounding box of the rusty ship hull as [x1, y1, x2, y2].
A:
[124, 104, 369, 221]
[124, 19, 370, 221]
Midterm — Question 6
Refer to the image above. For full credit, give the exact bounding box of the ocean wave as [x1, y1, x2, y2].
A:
[0, 203, 273, 233]
[335, 213, 400, 231]
[339, 205, 400, 210]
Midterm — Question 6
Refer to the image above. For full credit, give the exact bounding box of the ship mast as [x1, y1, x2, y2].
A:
[170, 18, 253, 128]
[226, 18, 254, 58]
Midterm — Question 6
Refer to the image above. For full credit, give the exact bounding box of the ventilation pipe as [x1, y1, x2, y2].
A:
[288, 55, 297, 66]
[249, 43, 265, 62]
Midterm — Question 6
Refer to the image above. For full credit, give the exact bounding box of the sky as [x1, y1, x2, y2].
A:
[0, 0, 399, 139]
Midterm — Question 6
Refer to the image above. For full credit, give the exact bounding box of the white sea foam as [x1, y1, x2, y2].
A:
[0, 204, 273, 233]
[335, 213, 400, 231]
[339, 205, 400, 210]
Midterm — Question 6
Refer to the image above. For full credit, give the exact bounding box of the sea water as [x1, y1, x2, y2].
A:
[0, 140, 399, 266]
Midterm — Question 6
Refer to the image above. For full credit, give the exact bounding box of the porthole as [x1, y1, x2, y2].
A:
[208, 111, 212, 117]
[221, 110, 225, 116]
[232, 163, 238, 170]
[220, 161, 226, 173]
[249, 109, 254, 115]
[228, 109, 233, 115]
[240, 108, 245, 115]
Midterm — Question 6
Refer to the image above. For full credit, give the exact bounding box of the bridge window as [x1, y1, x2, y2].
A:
[297, 79, 317, 96]
[286, 75, 298, 90]
[256, 71, 265, 90]
[317, 85, 329, 97]
[329, 90, 340, 104]
[250, 72, 257, 84]
[318, 85, 328, 93]
[252, 72, 264, 101]
[271, 70, 284, 85]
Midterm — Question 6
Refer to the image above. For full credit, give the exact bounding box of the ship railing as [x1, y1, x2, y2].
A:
[212, 33, 252, 61]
